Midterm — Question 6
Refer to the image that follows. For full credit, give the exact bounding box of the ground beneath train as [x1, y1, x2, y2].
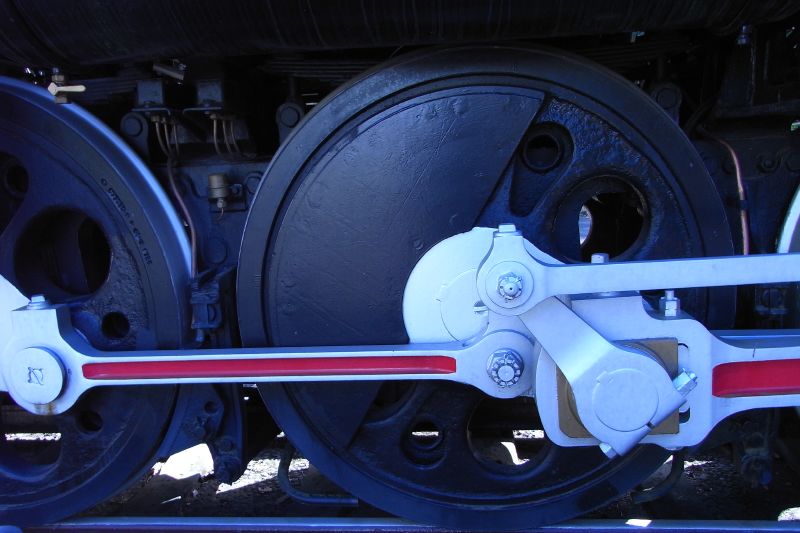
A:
[79, 438, 800, 523]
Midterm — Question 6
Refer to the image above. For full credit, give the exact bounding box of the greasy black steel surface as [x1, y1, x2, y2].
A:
[695, 134, 800, 256]
[693, 132, 800, 331]
[476, 89, 735, 327]
[715, 23, 800, 119]
[0, 1, 798, 66]
[153, 160, 267, 279]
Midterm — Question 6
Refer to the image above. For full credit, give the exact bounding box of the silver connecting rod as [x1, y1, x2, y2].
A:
[544, 253, 800, 296]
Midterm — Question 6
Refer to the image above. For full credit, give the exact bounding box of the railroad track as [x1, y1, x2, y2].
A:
[16, 517, 800, 533]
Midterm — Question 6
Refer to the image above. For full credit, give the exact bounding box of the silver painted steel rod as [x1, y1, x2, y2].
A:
[541, 253, 800, 296]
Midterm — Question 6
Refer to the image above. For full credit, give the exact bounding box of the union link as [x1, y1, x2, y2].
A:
[3, 225, 800, 458]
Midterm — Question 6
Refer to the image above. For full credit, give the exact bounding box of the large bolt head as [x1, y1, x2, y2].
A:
[497, 273, 523, 300]
[8, 347, 65, 406]
[487, 349, 524, 388]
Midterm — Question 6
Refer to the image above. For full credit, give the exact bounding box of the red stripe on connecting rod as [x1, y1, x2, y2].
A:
[713, 359, 800, 397]
[82, 356, 456, 381]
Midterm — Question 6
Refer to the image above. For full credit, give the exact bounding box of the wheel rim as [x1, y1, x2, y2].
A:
[0, 77, 189, 524]
[238, 46, 733, 529]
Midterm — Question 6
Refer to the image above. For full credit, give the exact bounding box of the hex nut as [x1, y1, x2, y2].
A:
[487, 349, 524, 388]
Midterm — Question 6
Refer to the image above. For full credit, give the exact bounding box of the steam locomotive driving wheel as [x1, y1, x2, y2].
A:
[238, 47, 735, 529]
[0, 78, 190, 525]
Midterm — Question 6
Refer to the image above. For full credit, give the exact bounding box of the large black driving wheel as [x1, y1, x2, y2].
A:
[238, 46, 734, 529]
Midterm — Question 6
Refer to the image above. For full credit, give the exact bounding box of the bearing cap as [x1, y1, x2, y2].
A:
[8, 347, 65, 406]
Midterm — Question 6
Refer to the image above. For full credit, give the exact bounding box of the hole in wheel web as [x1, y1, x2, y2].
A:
[468, 396, 545, 468]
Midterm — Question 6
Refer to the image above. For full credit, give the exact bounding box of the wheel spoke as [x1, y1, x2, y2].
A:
[478, 167, 534, 231]
[0, 198, 43, 280]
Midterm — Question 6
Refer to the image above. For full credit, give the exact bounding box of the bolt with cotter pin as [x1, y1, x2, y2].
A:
[497, 273, 523, 301]
[480, 224, 536, 311]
